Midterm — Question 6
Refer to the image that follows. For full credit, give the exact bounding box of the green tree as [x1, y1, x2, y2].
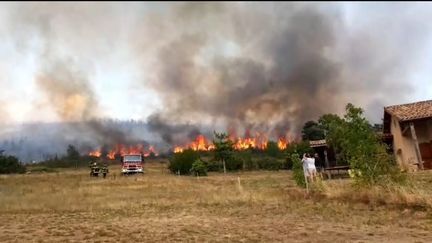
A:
[190, 159, 208, 176]
[301, 121, 325, 141]
[318, 114, 344, 135]
[316, 113, 346, 163]
[213, 132, 234, 174]
[326, 103, 404, 186]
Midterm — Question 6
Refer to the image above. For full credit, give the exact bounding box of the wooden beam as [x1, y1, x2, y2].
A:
[324, 150, 330, 168]
[324, 150, 331, 179]
[401, 124, 410, 136]
[410, 122, 424, 170]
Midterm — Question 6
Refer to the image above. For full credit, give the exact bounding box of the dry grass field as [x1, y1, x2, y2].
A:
[1, 161, 432, 242]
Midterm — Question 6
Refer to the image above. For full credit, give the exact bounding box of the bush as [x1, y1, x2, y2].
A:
[168, 149, 199, 175]
[284, 157, 293, 170]
[238, 151, 257, 170]
[265, 141, 282, 158]
[190, 159, 208, 176]
[205, 160, 222, 172]
[0, 153, 26, 174]
[225, 155, 243, 171]
[257, 157, 283, 171]
[244, 159, 258, 170]
[291, 153, 306, 188]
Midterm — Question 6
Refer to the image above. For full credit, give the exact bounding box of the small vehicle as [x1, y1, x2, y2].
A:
[121, 154, 144, 175]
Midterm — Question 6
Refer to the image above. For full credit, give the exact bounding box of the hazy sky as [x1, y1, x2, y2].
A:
[0, 2, 431, 125]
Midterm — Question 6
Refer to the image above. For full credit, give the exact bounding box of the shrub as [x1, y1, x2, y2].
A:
[291, 153, 306, 188]
[0, 153, 26, 174]
[257, 157, 283, 171]
[284, 157, 293, 170]
[238, 151, 257, 170]
[205, 160, 222, 172]
[244, 159, 258, 171]
[168, 149, 199, 175]
[190, 159, 208, 176]
[265, 141, 281, 158]
[225, 155, 243, 171]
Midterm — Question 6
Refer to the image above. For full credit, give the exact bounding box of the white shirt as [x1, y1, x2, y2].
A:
[306, 158, 316, 169]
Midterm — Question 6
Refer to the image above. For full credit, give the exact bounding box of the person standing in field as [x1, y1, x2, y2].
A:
[302, 153, 317, 182]
[307, 153, 317, 182]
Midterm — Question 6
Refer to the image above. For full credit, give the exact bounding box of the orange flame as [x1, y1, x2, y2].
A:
[277, 138, 288, 150]
[173, 132, 290, 153]
[89, 150, 101, 157]
[233, 132, 268, 150]
[173, 129, 293, 153]
[88, 144, 158, 159]
[173, 134, 214, 153]
[173, 146, 184, 153]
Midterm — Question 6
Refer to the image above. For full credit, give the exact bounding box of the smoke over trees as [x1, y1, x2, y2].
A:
[137, 2, 432, 138]
[0, 2, 431, 160]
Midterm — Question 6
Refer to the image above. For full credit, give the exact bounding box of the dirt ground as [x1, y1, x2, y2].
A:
[0, 162, 431, 242]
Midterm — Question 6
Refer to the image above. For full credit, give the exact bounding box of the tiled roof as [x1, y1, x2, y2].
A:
[309, 139, 327, 147]
[384, 100, 432, 122]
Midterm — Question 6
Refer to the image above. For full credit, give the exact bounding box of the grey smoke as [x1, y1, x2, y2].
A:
[147, 113, 208, 145]
[1, 2, 432, 161]
[0, 3, 153, 161]
[140, 2, 432, 138]
[0, 121, 156, 162]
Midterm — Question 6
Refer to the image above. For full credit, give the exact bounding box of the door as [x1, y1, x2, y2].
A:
[419, 142, 432, 169]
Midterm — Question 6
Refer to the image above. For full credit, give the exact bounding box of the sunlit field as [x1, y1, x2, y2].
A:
[1, 161, 431, 242]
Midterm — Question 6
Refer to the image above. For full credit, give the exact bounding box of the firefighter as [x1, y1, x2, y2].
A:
[101, 162, 109, 179]
[89, 161, 98, 177]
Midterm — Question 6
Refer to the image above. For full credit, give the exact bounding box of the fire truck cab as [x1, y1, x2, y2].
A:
[121, 154, 144, 175]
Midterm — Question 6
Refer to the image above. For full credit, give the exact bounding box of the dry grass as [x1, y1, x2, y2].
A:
[0, 161, 432, 242]
[320, 171, 432, 211]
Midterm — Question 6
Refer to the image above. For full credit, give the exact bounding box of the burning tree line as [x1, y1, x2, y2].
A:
[87, 132, 290, 160]
[173, 133, 289, 153]
[88, 144, 158, 159]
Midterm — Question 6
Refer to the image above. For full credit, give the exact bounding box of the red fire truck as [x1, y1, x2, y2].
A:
[121, 154, 144, 175]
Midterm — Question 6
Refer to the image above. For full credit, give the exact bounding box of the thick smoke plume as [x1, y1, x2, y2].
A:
[139, 2, 431, 138]
[1, 2, 431, 160]
[36, 59, 98, 121]
[2, 2, 149, 158]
